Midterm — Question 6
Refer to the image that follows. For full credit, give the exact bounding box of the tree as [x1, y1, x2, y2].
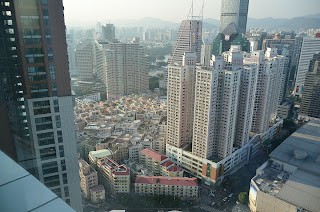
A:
[238, 192, 248, 204]
[149, 76, 159, 91]
[100, 92, 107, 101]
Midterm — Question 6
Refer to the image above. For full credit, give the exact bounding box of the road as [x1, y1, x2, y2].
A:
[199, 148, 268, 212]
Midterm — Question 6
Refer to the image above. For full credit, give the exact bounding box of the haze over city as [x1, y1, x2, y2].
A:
[1, 0, 320, 212]
[63, 0, 320, 26]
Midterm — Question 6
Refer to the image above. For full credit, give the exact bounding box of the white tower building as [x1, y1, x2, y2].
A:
[246, 49, 284, 133]
[167, 53, 197, 148]
[76, 40, 95, 81]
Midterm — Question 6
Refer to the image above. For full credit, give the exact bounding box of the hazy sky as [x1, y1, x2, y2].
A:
[63, 0, 320, 26]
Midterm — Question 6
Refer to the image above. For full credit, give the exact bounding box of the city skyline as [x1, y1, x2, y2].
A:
[63, 0, 320, 27]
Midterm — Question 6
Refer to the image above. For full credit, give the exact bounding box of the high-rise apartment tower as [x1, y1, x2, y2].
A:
[102, 24, 115, 41]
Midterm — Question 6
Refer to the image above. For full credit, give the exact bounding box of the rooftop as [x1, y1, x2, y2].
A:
[140, 148, 168, 162]
[135, 176, 198, 187]
[168, 165, 183, 172]
[89, 149, 112, 161]
[269, 121, 320, 175]
[99, 157, 130, 176]
[253, 161, 320, 212]
[89, 185, 105, 192]
[253, 121, 320, 212]
[160, 160, 174, 168]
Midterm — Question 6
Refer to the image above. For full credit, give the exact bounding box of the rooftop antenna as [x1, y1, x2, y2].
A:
[199, 0, 204, 21]
[187, 0, 204, 21]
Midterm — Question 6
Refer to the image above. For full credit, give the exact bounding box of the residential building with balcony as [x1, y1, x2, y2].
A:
[139, 148, 183, 177]
[135, 176, 198, 199]
[96, 157, 130, 195]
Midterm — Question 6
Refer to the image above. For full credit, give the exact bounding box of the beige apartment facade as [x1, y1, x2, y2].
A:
[135, 176, 199, 199]
[96, 157, 130, 195]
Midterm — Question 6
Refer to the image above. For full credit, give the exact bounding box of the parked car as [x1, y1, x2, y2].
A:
[229, 193, 234, 198]
[223, 197, 228, 201]
[211, 202, 216, 206]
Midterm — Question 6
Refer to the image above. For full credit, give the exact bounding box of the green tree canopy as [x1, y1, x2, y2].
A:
[238, 192, 248, 204]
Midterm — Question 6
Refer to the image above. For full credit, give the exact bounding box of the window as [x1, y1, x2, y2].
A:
[52, 82, 57, 96]
[64, 186, 69, 197]
[61, 159, 66, 171]
[49, 65, 56, 80]
[33, 100, 50, 114]
[23, 29, 41, 45]
[62, 173, 68, 184]
[45, 29, 51, 44]
[35, 116, 52, 131]
[47, 47, 53, 62]
[37, 132, 54, 146]
[57, 131, 63, 143]
[42, 161, 58, 175]
[59, 145, 64, 157]
[25, 48, 44, 63]
[53, 98, 59, 112]
[44, 174, 60, 187]
[42, 9, 49, 16]
[20, 16, 40, 26]
[43, 10, 50, 25]
[30, 83, 48, 98]
[40, 147, 56, 161]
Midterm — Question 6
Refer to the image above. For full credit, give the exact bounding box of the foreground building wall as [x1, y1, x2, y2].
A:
[0, 1, 82, 211]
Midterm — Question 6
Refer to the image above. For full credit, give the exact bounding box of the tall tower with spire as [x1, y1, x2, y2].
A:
[219, 0, 249, 34]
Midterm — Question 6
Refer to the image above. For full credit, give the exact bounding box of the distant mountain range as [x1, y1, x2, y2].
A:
[108, 13, 320, 31]
[247, 14, 320, 31]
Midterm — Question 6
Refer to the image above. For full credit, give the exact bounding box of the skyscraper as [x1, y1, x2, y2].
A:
[102, 24, 115, 41]
[245, 49, 284, 133]
[219, 0, 249, 34]
[294, 35, 320, 97]
[192, 58, 242, 159]
[167, 53, 197, 148]
[169, 19, 202, 65]
[191, 47, 258, 160]
[212, 0, 250, 55]
[167, 46, 258, 160]
[201, 39, 212, 67]
[76, 40, 96, 81]
[0, 1, 82, 211]
[299, 53, 320, 120]
[101, 39, 148, 100]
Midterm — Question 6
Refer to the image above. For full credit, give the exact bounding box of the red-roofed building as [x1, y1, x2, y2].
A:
[140, 148, 168, 162]
[139, 148, 183, 177]
[96, 157, 130, 195]
[135, 176, 199, 199]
